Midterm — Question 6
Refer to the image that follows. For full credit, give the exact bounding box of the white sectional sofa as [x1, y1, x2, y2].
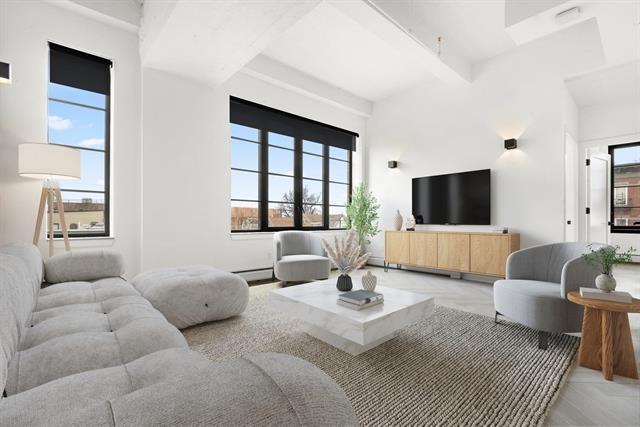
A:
[0, 243, 357, 426]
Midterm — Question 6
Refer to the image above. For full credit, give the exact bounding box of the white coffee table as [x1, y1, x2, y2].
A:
[270, 280, 435, 355]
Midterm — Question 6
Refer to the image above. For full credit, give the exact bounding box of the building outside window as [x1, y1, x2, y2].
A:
[48, 43, 112, 237]
[609, 142, 640, 233]
[230, 97, 357, 232]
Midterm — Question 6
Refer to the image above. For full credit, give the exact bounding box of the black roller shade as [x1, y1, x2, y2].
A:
[49, 43, 112, 95]
[230, 96, 358, 151]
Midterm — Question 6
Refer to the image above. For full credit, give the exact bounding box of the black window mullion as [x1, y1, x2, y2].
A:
[348, 149, 352, 205]
[103, 94, 111, 237]
[323, 144, 329, 229]
[259, 128, 269, 230]
[294, 137, 303, 228]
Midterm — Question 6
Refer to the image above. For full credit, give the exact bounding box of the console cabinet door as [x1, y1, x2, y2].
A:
[437, 233, 470, 272]
[386, 232, 411, 264]
[409, 233, 438, 268]
[470, 235, 509, 276]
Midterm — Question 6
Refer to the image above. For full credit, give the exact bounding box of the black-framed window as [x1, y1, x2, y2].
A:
[609, 142, 640, 233]
[48, 43, 112, 238]
[230, 97, 357, 232]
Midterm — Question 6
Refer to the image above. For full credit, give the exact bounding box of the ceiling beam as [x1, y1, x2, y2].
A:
[140, 0, 321, 87]
[241, 55, 373, 118]
[329, 0, 471, 85]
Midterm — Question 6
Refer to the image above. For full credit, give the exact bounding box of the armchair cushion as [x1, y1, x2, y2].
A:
[45, 250, 124, 284]
[274, 255, 330, 282]
[494, 279, 582, 333]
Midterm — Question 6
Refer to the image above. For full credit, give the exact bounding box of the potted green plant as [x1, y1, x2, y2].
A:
[582, 244, 636, 292]
[345, 183, 380, 249]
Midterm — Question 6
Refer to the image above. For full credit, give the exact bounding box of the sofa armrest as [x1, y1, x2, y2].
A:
[561, 256, 600, 299]
[45, 249, 124, 283]
[273, 235, 282, 262]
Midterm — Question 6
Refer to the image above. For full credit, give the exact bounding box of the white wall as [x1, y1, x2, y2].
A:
[0, 1, 141, 276]
[577, 99, 640, 256]
[140, 68, 367, 275]
[364, 19, 604, 262]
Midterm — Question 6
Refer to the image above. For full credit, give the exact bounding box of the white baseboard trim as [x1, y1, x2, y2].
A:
[236, 268, 273, 282]
[368, 256, 496, 284]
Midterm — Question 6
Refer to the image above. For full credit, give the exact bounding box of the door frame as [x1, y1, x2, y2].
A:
[585, 153, 610, 243]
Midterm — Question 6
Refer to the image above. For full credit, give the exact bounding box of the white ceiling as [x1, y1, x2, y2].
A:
[566, 60, 640, 107]
[53, 0, 640, 106]
[373, 0, 517, 64]
[261, 2, 436, 101]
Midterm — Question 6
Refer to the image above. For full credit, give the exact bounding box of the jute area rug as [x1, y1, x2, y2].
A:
[183, 283, 578, 426]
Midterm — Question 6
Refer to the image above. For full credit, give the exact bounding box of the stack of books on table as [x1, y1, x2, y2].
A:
[579, 287, 633, 304]
[337, 290, 384, 310]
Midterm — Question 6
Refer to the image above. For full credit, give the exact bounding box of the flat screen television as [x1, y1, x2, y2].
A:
[412, 169, 490, 225]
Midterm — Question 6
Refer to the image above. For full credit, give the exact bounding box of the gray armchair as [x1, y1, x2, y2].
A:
[273, 231, 331, 286]
[494, 242, 606, 349]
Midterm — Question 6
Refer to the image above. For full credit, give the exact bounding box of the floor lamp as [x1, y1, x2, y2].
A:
[18, 143, 81, 256]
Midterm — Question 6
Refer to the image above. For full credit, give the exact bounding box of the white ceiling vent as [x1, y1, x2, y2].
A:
[555, 7, 581, 26]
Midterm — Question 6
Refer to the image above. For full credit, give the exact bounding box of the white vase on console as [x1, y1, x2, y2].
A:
[393, 210, 403, 231]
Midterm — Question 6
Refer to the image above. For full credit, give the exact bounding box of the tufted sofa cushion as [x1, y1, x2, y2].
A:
[5, 277, 187, 395]
[44, 249, 124, 284]
[0, 349, 358, 426]
[132, 266, 249, 329]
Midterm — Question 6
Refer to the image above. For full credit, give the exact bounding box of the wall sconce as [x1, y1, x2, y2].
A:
[504, 138, 517, 150]
[0, 62, 11, 84]
[388, 160, 398, 169]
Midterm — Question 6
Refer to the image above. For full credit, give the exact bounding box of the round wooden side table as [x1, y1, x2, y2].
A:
[568, 290, 640, 381]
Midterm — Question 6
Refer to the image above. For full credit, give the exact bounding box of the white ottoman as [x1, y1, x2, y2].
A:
[132, 266, 249, 329]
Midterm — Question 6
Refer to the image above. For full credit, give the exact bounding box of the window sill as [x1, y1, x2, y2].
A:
[48, 236, 116, 248]
[49, 236, 114, 241]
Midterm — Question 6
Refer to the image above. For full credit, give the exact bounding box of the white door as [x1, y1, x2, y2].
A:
[564, 133, 578, 241]
[586, 154, 610, 244]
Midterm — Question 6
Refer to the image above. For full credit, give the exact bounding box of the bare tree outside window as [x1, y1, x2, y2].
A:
[279, 186, 321, 217]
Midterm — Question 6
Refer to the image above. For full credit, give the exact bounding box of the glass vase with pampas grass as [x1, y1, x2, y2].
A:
[322, 231, 370, 291]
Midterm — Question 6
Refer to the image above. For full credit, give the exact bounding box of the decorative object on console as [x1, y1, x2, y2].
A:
[504, 138, 517, 150]
[361, 270, 378, 291]
[18, 143, 81, 256]
[405, 214, 416, 231]
[393, 210, 403, 231]
[345, 183, 380, 247]
[0, 61, 10, 84]
[582, 244, 636, 292]
[387, 160, 398, 169]
[322, 231, 369, 292]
